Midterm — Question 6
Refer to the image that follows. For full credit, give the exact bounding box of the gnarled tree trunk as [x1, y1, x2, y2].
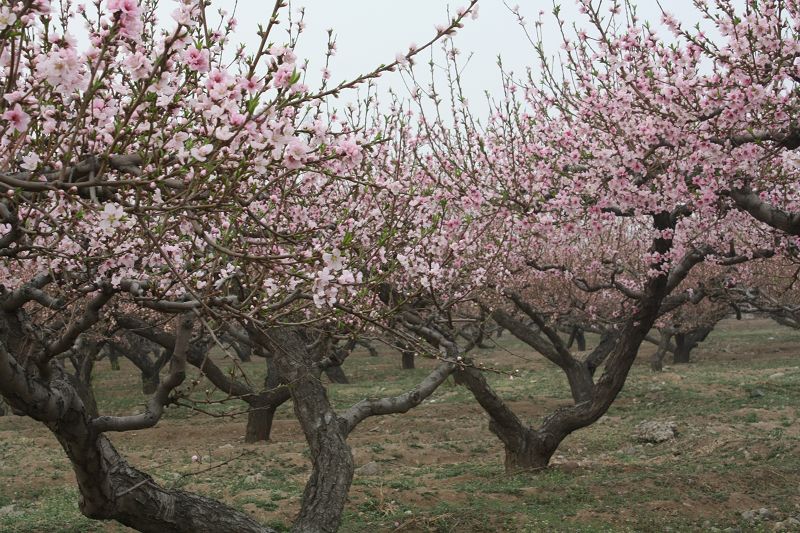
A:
[264, 328, 354, 533]
[566, 326, 586, 351]
[650, 329, 674, 371]
[672, 326, 712, 364]
[324, 364, 349, 384]
[395, 341, 415, 369]
[0, 315, 276, 533]
[245, 356, 288, 443]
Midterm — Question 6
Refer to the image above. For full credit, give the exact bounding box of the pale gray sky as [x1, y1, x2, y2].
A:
[227, 1, 706, 114]
[144, 1, 713, 116]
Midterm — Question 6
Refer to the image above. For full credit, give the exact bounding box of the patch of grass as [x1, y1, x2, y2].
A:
[3, 318, 800, 532]
[0, 488, 107, 533]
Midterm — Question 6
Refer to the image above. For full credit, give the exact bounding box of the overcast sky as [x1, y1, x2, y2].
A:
[150, 1, 715, 116]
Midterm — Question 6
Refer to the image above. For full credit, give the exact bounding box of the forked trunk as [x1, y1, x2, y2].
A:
[503, 429, 559, 471]
[567, 326, 586, 351]
[245, 401, 278, 443]
[265, 328, 354, 533]
[672, 326, 713, 364]
[245, 358, 288, 443]
[650, 329, 673, 372]
[37, 378, 276, 533]
[141, 371, 160, 395]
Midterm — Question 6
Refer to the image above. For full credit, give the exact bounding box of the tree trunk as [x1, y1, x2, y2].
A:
[563, 362, 594, 404]
[457, 229, 671, 472]
[650, 329, 673, 372]
[672, 326, 712, 364]
[401, 347, 415, 369]
[289, 377, 353, 533]
[69, 353, 99, 419]
[567, 326, 586, 351]
[324, 365, 349, 384]
[245, 400, 277, 443]
[402, 350, 414, 370]
[59, 432, 276, 533]
[244, 357, 287, 443]
[453, 365, 540, 472]
[265, 328, 354, 533]
[141, 371, 160, 395]
[502, 429, 559, 471]
[672, 333, 691, 363]
[108, 350, 121, 370]
[19, 374, 277, 532]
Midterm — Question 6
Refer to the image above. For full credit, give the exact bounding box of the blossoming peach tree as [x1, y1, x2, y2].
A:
[0, 0, 483, 531]
[384, 0, 799, 472]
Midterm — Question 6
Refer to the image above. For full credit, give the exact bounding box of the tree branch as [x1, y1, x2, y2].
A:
[92, 313, 193, 432]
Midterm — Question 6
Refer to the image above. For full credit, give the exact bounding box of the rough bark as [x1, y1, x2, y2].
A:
[324, 364, 349, 384]
[245, 398, 277, 443]
[342, 361, 455, 433]
[245, 357, 287, 443]
[401, 349, 415, 369]
[672, 326, 712, 364]
[56, 422, 277, 533]
[458, 215, 675, 472]
[265, 328, 354, 533]
[650, 329, 674, 372]
[0, 316, 276, 533]
[566, 326, 586, 351]
[730, 187, 800, 236]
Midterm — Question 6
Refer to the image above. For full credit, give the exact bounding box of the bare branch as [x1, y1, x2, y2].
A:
[341, 361, 455, 434]
[730, 188, 800, 236]
[91, 313, 193, 432]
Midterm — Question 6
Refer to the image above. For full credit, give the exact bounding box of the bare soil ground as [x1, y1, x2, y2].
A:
[2, 317, 800, 532]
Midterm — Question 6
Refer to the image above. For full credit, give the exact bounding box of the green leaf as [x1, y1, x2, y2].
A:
[247, 97, 260, 114]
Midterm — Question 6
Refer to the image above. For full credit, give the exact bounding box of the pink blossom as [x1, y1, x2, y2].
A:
[272, 62, 296, 90]
[20, 153, 40, 170]
[171, 5, 197, 27]
[37, 47, 84, 91]
[337, 270, 355, 285]
[123, 51, 151, 81]
[322, 248, 344, 271]
[190, 144, 214, 162]
[97, 203, 125, 233]
[107, 0, 138, 15]
[237, 77, 263, 93]
[2, 104, 30, 133]
[283, 138, 309, 169]
[184, 48, 210, 73]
